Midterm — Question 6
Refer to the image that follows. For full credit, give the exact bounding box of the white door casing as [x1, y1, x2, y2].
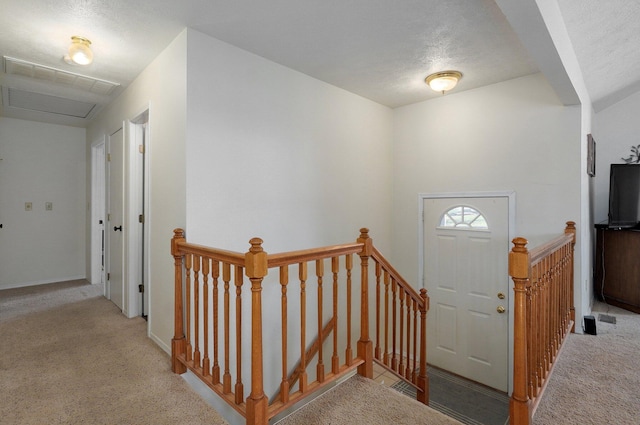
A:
[108, 128, 124, 311]
[420, 193, 514, 392]
[90, 138, 106, 286]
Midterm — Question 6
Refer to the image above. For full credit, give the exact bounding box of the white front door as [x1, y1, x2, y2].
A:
[108, 128, 124, 311]
[424, 197, 509, 391]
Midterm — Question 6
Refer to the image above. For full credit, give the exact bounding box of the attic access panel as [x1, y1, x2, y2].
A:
[4, 87, 97, 118]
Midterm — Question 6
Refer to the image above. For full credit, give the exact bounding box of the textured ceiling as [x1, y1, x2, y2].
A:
[0, 0, 637, 126]
[556, 0, 640, 111]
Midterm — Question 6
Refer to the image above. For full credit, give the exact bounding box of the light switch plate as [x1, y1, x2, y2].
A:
[45, 202, 53, 211]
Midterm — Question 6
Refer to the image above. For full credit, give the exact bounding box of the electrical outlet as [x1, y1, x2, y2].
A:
[25, 202, 32, 211]
[45, 202, 53, 211]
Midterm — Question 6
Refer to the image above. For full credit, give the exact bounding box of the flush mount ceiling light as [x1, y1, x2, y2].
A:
[64, 36, 93, 65]
[425, 70, 462, 94]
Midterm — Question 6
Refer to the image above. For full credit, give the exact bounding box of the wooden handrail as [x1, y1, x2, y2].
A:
[509, 221, 576, 425]
[170, 228, 428, 425]
[267, 243, 363, 268]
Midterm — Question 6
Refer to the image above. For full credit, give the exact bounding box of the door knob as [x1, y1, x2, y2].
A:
[497, 306, 506, 314]
[497, 292, 505, 299]
[113, 225, 122, 232]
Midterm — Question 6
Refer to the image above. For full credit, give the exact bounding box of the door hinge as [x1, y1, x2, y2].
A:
[107, 273, 110, 281]
[138, 284, 144, 293]
[107, 213, 111, 221]
[138, 214, 144, 223]
[107, 153, 111, 162]
[138, 145, 145, 154]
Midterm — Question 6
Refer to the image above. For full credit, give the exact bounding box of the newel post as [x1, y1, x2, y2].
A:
[417, 288, 429, 405]
[509, 237, 532, 425]
[357, 228, 373, 379]
[245, 238, 268, 425]
[171, 229, 187, 374]
[565, 221, 577, 333]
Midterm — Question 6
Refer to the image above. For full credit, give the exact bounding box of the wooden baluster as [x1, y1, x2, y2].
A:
[552, 255, 556, 359]
[405, 292, 412, 380]
[244, 238, 268, 425]
[299, 262, 308, 393]
[398, 288, 405, 376]
[375, 262, 382, 360]
[280, 265, 290, 403]
[562, 245, 568, 336]
[316, 258, 325, 383]
[235, 265, 244, 404]
[193, 255, 201, 368]
[417, 289, 429, 405]
[357, 228, 373, 379]
[331, 257, 340, 374]
[185, 253, 193, 363]
[391, 278, 398, 372]
[529, 266, 537, 398]
[412, 297, 418, 383]
[171, 229, 187, 374]
[541, 259, 549, 382]
[202, 257, 210, 377]
[509, 237, 531, 425]
[223, 262, 232, 394]
[212, 260, 220, 384]
[383, 271, 390, 366]
[565, 221, 576, 332]
[345, 254, 353, 365]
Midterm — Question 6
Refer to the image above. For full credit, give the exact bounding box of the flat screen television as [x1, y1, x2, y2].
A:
[608, 163, 640, 228]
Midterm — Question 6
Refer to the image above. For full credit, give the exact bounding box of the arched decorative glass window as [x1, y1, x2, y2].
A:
[439, 206, 489, 230]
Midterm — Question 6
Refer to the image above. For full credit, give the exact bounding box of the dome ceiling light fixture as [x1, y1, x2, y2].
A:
[425, 70, 463, 94]
[64, 36, 93, 65]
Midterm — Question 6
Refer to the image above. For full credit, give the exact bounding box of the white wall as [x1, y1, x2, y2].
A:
[185, 29, 393, 253]
[183, 29, 393, 410]
[86, 30, 187, 351]
[0, 117, 86, 289]
[392, 73, 582, 299]
[593, 90, 640, 223]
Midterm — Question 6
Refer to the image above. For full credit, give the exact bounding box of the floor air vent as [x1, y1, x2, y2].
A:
[4, 87, 97, 118]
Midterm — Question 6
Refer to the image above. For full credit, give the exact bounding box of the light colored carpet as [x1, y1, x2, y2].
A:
[0, 280, 228, 425]
[533, 302, 640, 425]
[13, 280, 632, 425]
[276, 374, 463, 425]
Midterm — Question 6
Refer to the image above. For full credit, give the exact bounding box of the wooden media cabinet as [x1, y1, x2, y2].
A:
[594, 224, 640, 313]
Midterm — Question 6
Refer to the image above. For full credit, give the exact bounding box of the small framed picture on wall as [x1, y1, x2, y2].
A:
[587, 134, 596, 177]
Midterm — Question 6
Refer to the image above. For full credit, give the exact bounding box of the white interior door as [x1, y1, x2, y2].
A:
[108, 128, 124, 311]
[424, 197, 509, 391]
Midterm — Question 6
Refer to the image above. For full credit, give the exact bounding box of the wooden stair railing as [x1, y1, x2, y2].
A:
[271, 317, 335, 403]
[171, 228, 429, 425]
[509, 221, 576, 425]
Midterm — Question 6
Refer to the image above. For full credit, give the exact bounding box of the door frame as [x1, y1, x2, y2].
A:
[90, 137, 106, 286]
[418, 191, 516, 394]
[92, 108, 150, 320]
[125, 108, 149, 319]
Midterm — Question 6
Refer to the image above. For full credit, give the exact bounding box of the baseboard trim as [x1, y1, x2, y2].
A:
[0, 276, 87, 291]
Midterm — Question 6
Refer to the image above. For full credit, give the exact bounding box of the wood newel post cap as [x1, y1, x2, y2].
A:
[357, 228, 372, 255]
[249, 237, 264, 253]
[565, 221, 577, 243]
[511, 237, 528, 253]
[171, 228, 185, 256]
[245, 238, 268, 279]
[509, 237, 530, 279]
[420, 288, 429, 311]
